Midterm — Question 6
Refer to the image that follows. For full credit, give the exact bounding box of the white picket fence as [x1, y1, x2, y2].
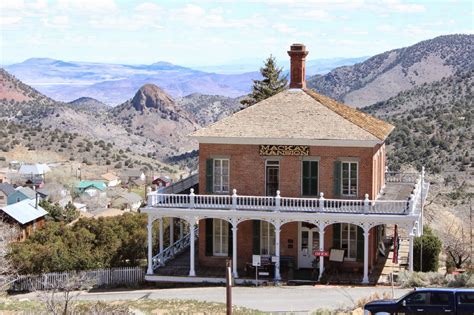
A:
[11, 267, 145, 292]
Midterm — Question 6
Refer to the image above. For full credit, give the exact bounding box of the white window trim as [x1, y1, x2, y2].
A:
[340, 223, 357, 261]
[213, 219, 229, 256]
[213, 158, 230, 194]
[341, 161, 358, 197]
[301, 159, 319, 197]
[260, 221, 275, 256]
[265, 160, 280, 196]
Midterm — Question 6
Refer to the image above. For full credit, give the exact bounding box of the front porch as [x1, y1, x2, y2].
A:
[142, 170, 429, 285]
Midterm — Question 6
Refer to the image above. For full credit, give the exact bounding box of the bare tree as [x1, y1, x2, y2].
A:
[440, 216, 471, 269]
[38, 272, 93, 315]
[0, 220, 19, 293]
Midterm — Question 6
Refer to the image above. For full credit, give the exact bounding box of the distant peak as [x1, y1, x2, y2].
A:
[151, 61, 175, 67]
[131, 84, 175, 112]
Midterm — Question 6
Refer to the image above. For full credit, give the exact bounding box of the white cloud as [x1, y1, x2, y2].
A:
[273, 23, 297, 33]
[42, 15, 70, 28]
[0, 16, 23, 26]
[57, 0, 118, 14]
[382, 0, 425, 13]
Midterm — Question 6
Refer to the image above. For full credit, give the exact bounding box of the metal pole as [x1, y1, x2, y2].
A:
[226, 259, 232, 315]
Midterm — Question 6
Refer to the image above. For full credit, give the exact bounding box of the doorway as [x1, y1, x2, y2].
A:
[298, 222, 320, 268]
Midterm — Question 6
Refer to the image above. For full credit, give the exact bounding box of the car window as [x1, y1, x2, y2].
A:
[458, 292, 474, 304]
[430, 292, 450, 305]
[405, 292, 429, 305]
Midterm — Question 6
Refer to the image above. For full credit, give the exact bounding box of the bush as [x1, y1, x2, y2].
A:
[398, 271, 474, 288]
[413, 226, 442, 272]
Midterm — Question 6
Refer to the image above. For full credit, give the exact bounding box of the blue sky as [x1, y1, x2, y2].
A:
[0, 0, 472, 66]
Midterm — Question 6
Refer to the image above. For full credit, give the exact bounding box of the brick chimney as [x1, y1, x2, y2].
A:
[287, 43, 309, 89]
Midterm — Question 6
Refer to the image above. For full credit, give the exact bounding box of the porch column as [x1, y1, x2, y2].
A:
[159, 218, 164, 254]
[189, 218, 196, 277]
[274, 222, 281, 281]
[362, 226, 370, 284]
[179, 220, 184, 239]
[232, 223, 239, 278]
[409, 230, 415, 272]
[318, 223, 326, 281]
[170, 217, 174, 245]
[146, 215, 154, 274]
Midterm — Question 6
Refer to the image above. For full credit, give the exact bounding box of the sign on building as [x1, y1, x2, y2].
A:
[259, 145, 309, 156]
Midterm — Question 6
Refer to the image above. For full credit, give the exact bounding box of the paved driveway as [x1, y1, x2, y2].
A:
[14, 285, 411, 312]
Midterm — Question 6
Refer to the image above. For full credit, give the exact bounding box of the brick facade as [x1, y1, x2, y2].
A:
[197, 142, 386, 271]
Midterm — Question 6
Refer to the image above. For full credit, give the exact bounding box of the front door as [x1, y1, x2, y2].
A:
[265, 160, 279, 196]
[298, 223, 320, 268]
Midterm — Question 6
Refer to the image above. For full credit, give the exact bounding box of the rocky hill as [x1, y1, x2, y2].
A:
[308, 34, 473, 107]
[68, 97, 109, 114]
[176, 93, 242, 126]
[364, 69, 473, 175]
[0, 69, 190, 173]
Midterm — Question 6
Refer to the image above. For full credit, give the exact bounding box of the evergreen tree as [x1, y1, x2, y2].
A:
[241, 55, 288, 107]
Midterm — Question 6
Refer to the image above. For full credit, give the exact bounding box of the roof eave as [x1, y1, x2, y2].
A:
[191, 136, 382, 147]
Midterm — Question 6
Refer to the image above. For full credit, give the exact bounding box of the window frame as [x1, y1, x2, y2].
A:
[265, 160, 280, 197]
[212, 218, 229, 256]
[213, 158, 230, 194]
[340, 223, 357, 261]
[301, 159, 319, 197]
[341, 161, 358, 197]
[260, 221, 275, 256]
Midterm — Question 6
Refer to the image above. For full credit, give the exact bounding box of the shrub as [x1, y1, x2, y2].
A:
[414, 226, 442, 272]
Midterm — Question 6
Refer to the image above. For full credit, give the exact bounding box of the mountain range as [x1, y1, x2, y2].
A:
[0, 34, 472, 178]
[4, 56, 367, 106]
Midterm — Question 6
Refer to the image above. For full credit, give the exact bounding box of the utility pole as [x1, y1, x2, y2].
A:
[226, 259, 232, 315]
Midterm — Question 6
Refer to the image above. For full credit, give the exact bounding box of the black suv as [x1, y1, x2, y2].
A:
[364, 288, 474, 314]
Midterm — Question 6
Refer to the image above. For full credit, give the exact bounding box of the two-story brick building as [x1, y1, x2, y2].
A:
[142, 44, 428, 284]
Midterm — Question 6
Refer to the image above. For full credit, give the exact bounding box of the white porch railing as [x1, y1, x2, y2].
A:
[385, 171, 419, 183]
[147, 190, 421, 215]
[152, 228, 198, 271]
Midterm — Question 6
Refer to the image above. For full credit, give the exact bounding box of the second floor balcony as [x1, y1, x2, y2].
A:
[146, 170, 429, 217]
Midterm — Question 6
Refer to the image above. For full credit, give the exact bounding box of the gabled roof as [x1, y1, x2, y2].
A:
[115, 192, 142, 203]
[18, 164, 51, 175]
[14, 187, 37, 199]
[0, 199, 47, 224]
[191, 89, 394, 144]
[101, 172, 119, 181]
[121, 169, 144, 177]
[0, 183, 16, 196]
[76, 181, 106, 191]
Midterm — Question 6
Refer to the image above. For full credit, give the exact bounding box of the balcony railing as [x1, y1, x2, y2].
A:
[146, 170, 427, 216]
[147, 189, 423, 215]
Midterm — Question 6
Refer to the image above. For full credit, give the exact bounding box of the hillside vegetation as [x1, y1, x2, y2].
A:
[308, 34, 473, 107]
[364, 69, 473, 175]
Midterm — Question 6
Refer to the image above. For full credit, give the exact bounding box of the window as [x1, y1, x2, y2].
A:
[0, 196, 4, 200]
[405, 292, 428, 305]
[302, 161, 318, 196]
[260, 221, 275, 256]
[341, 162, 358, 196]
[213, 219, 229, 256]
[265, 160, 279, 196]
[458, 292, 474, 304]
[340, 223, 357, 261]
[430, 292, 450, 305]
[213, 159, 229, 193]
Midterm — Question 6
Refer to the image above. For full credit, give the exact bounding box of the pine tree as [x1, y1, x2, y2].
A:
[241, 55, 288, 107]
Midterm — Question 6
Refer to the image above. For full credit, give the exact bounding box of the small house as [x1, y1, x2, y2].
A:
[110, 191, 143, 212]
[152, 176, 172, 188]
[75, 181, 107, 198]
[101, 172, 121, 187]
[0, 183, 15, 208]
[0, 199, 47, 241]
[8, 186, 37, 205]
[120, 169, 146, 184]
